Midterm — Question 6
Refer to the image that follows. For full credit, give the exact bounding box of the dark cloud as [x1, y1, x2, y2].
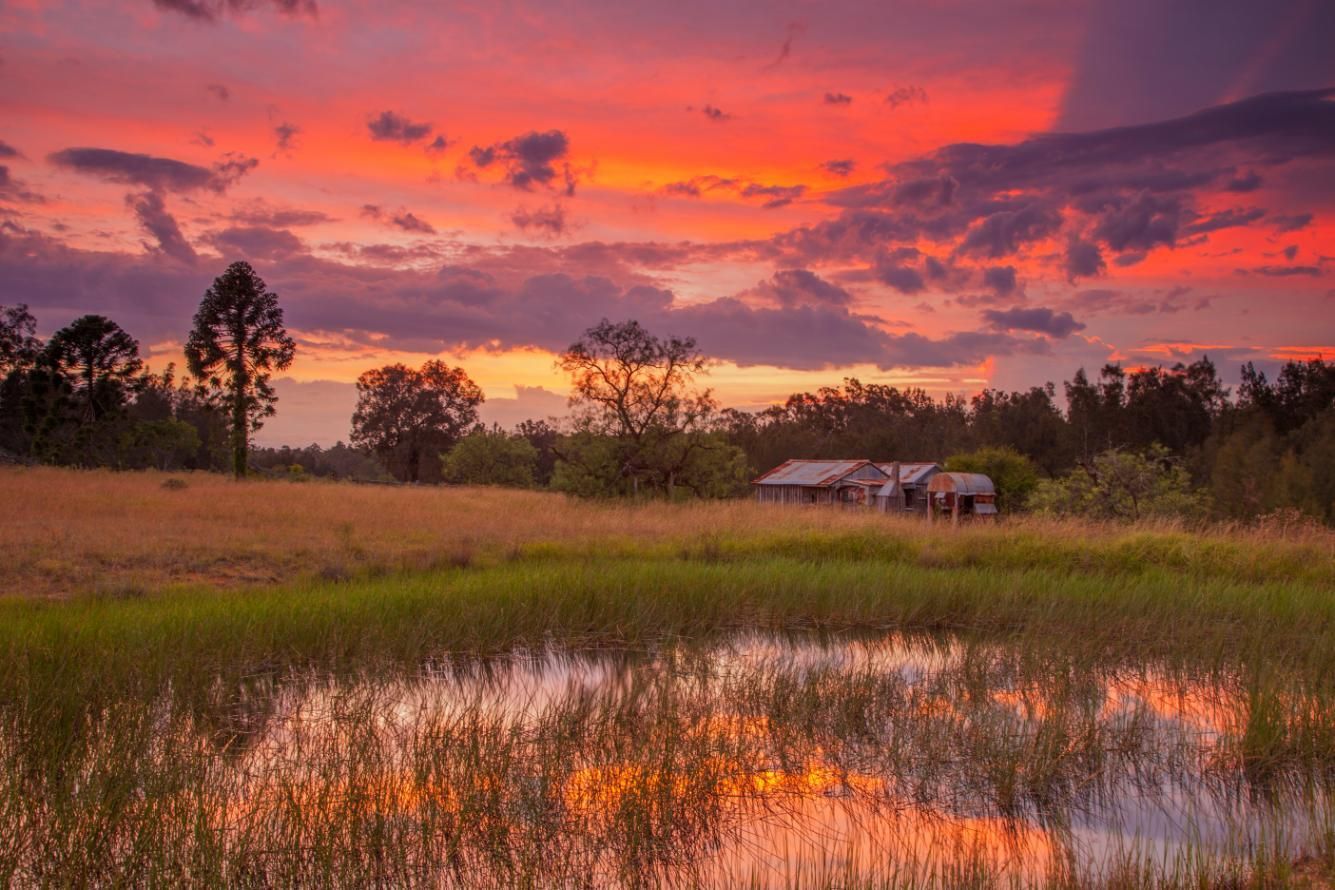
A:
[0, 223, 1042, 372]
[126, 191, 198, 265]
[153, 0, 317, 22]
[1272, 213, 1313, 232]
[229, 203, 335, 227]
[982, 306, 1086, 338]
[273, 122, 300, 155]
[875, 249, 926, 294]
[821, 159, 855, 177]
[0, 141, 21, 159]
[959, 203, 1062, 258]
[366, 111, 434, 144]
[1181, 206, 1265, 236]
[982, 265, 1017, 296]
[1225, 170, 1262, 192]
[48, 147, 256, 193]
[1239, 265, 1322, 277]
[824, 92, 853, 106]
[885, 86, 927, 109]
[207, 225, 305, 261]
[1090, 192, 1180, 252]
[360, 204, 436, 235]
[511, 204, 567, 237]
[700, 105, 733, 122]
[661, 176, 803, 208]
[739, 183, 806, 209]
[205, 83, 229, 102]
[764, 21, 805, 69]
[1064, 237, 1105, 280]
[0, 166, 44, 204]
[469, 130, 575, 194]
[425, 135, 449, 155]
[748, 269, 851, 307]
[1282, 245, 1298, 261]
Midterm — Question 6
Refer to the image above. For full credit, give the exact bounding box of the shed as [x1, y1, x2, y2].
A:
[872, 462, 941, 514]
[751, 459, 889, 506]
[926, 472, 998, 524]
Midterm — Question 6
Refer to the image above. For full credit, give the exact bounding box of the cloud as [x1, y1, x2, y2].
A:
[1239, 265, 1322, 277]
[982, 265, 1017, 296]
[205, 83, 229, 102]
[48, 147, 256, 193]
[360, 204, 436, 234]
[747, 269, 852, 308]
[273, 121, 301, 155]
[982, 306, 1086, 338]
[764, 21, 805, 69]
[0, 222, 1044, 373]
[1225, 170, 1262, 192]
[1064, 237, 1106, 280]
[511, 204, 567, 237]
[153, 0, 317, 22]
[958, 204, 1062, 258]
[885, 86, 928, 109]
[821, 159, 855, 177]
[0, 166, 44, 204]
[425, 135, 449, 155]
[661, 175, 805, 208]
[700, 105, 733, 122]
[207, 224, 305, 260]
[229, 202, 335, 227]
[824, 92, 853, 106]
[126, 191, 198, 265]
[0, 141, 21, 159]
[469, 130, 576, 194]
[366, 111, 433, 144]
[1272, 213, 1313, 232]
[739, 183, 806, 209]
[1089, 192, 1181, 252]
[875, 249, 926, 293]
[1181, 206, 1265, 236]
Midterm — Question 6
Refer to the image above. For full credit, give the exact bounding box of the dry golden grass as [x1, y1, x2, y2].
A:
[2, 465, 1332, 598]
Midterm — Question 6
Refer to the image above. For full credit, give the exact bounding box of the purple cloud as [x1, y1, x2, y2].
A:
[982, 306, 1086, 338]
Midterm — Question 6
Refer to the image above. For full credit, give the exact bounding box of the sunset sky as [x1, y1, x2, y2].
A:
[1, 0, 1333, 445]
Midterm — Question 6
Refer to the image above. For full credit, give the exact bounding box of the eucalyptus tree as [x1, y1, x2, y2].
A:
[186, 261, 295, 478]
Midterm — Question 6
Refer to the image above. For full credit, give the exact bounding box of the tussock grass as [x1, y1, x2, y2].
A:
[2, 466, 1332, 599]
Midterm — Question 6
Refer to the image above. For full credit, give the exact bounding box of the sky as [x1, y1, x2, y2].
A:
[1, 0, 1333, 446]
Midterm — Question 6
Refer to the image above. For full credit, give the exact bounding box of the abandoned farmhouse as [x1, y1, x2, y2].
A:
[751, 459, 997, 521]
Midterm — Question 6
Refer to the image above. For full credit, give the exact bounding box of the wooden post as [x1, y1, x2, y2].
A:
[952, 494, 959, 527]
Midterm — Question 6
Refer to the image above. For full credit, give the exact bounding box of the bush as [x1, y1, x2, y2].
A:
[1029, 445, 1209, 521]
[441, 426, 539, 488]
[944, 446, 1039, 513]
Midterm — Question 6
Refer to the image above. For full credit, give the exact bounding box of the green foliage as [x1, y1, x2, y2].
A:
[944, 446, 1039, 513]
[119, 419, 201, 471]
[1029, 445, 1209, 521]
[350, 361, 483, 483]
[442, 426, 539, 487]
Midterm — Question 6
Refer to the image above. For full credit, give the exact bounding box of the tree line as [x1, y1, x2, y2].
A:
[3, 261, 1332, 523]
[1, 261, 292, 476]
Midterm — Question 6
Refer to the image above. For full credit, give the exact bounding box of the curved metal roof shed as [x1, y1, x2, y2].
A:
[926, 472, 998, 523]
[926, 473, 995, 496]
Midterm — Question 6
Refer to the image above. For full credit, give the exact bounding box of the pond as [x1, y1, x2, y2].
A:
[9, 632, 1334, 886]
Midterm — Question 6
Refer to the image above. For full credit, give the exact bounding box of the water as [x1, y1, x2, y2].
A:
[196, 632, 1333, 886]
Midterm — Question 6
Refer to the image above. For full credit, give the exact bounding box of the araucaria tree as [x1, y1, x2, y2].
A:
[350, 361, 484, 483]
[185, 261, 295, 479]
[42, 314, 142, 423]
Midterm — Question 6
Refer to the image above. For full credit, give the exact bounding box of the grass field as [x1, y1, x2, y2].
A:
[3, 466, 1334, 887]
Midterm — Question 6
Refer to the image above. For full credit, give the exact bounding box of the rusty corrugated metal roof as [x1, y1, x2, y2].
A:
[752, 459, 883, 487]
[874, 462, 941, 486]
[927, 472, 996, 495]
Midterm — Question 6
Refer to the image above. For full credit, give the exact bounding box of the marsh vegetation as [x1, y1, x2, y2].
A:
[2, 468, 1333, 886]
